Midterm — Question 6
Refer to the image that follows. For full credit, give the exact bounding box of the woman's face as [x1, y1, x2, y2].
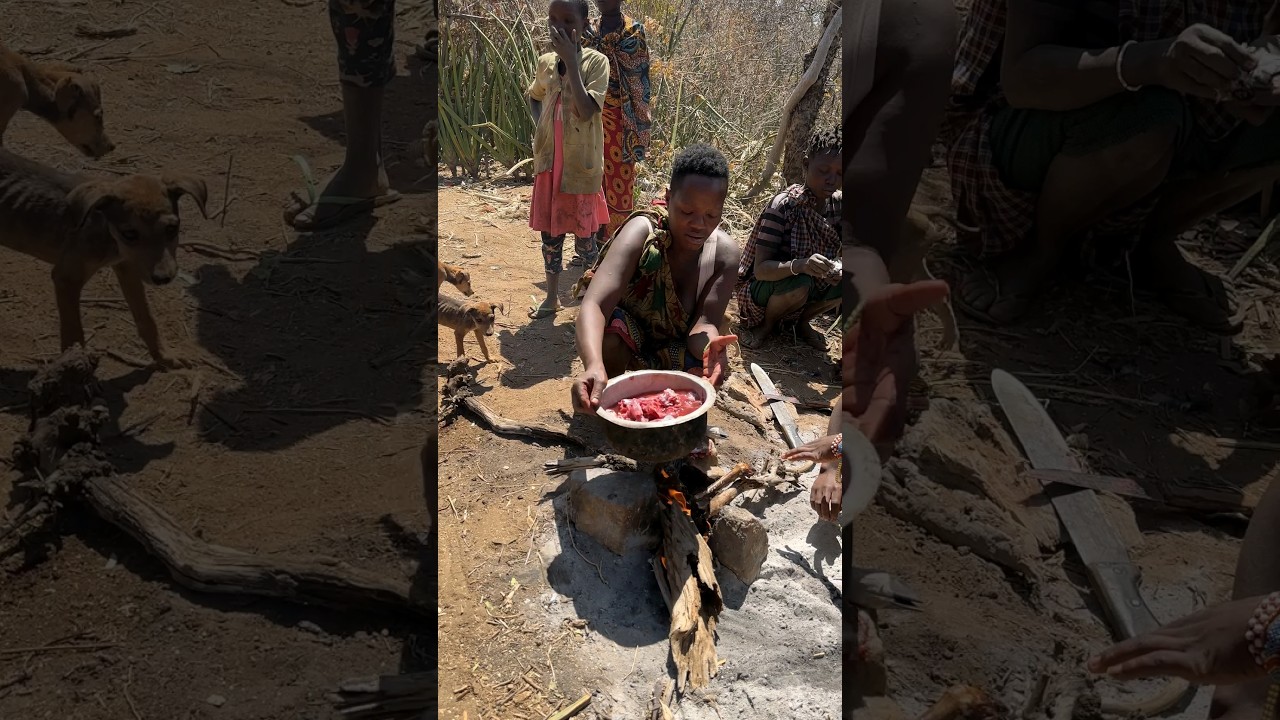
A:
[664, 175, 728, 252]
[548, 1, 587, 36]
[804, 150, 841, 198]
[595, 0, 622, 14]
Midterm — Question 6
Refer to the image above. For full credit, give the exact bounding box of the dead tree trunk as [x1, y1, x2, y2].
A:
[782, 0, 843, 187]
[742, 2, 843, 200]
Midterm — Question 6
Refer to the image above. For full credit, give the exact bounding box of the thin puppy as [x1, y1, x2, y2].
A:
[0, 148, 207, 368]
[437, 259, 473, 296]
[0, 42, 114, 157]
[437, 295, 503, 362]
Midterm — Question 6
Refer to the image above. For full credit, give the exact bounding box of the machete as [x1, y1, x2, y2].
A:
[992, 369, 1159, 639]
[992, 369, 1191, 713]
[749, 363, 804, 449]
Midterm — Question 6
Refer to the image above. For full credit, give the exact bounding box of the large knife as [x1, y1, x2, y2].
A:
[991, 369, 1160, 640]
[750, 363, 804, 449]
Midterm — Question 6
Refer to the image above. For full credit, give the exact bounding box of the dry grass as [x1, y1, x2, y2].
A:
[439, 0, 841, 234]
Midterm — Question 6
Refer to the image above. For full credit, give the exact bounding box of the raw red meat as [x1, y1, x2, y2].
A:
[607, 388, 702, 422]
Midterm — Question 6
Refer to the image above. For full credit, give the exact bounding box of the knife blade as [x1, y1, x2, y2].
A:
[991, 369, 1160, 640]
[750, 363, 803, 449]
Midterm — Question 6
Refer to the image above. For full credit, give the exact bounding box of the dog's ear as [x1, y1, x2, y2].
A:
[66, 181, 117, 229]
[162, 174, 209, 219]
[53, 75, 84, 114]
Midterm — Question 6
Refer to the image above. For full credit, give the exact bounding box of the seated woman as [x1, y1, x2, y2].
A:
[948, 0, 1280, 332]
[737, 127, 843, 349]
[571, 144, 740, 413]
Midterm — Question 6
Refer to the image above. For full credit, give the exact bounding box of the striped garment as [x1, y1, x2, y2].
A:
[735, 184, 842, 328]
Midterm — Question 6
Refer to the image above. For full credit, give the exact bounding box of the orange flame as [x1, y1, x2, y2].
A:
[662, 487, 692, 516]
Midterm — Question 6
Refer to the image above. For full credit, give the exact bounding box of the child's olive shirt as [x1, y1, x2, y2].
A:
[527, 48, 611, 194]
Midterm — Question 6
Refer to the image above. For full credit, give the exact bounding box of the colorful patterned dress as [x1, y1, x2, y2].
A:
[586, 15, 652, 240]
[579, 203, 704, 371]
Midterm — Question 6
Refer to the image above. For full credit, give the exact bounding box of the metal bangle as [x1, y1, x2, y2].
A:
[1116, 40, 1142, 92]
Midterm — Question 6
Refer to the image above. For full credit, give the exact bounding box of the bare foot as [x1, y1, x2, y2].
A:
[795, 322, 829, 350]
[741, 329, 772, 349]
[956, 250, 1056, 325]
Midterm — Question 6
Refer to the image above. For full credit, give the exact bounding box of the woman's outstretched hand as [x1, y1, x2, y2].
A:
[846, 281, 950, 456]
[700, 334, 738, 387]
[1087, 596, 1267, 685]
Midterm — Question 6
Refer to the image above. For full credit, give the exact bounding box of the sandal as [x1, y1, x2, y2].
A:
[283, 155, 401, 232]
[953, 264, 1041, 325]
[528, 302, 559, 320]
[568, 256, 585, 268]
[1148, 271, 1242, 336]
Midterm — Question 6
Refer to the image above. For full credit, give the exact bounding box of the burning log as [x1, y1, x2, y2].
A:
[652, 485, 723, 691]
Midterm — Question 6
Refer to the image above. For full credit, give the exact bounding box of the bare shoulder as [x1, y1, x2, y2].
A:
[711, 229, 740, 268]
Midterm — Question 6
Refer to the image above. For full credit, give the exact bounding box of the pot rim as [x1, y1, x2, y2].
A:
[595, 370, 716, 430]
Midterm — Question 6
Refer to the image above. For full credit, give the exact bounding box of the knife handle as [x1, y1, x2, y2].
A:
[1088, 562, 1161, 640]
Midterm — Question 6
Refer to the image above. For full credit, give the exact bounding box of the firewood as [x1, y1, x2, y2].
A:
[84, 476, 426, 616]
[696, 461, 752, 500]
[655, 501, 722, 691]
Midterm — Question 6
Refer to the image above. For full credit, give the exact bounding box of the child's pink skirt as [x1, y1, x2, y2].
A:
[529, 97, 609, 238]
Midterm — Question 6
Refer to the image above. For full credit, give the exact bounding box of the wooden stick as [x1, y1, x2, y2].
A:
[1229, 214, 1280, 280]
[83, 476, 426, 616]
[219, 152, 234, 229]
[696, 461, 752, 500]
[462, 397, 582, 446]
[547, 693, 592, 720]
[0, 642, 118, 656]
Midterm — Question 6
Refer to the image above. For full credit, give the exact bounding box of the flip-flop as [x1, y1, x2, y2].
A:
[285, 191, 402, 231]
[284, 155, 401, 232]
[528, 302, 559, 320]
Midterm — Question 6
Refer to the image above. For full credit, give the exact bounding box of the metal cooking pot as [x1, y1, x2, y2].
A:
[595, 370, 716, 463]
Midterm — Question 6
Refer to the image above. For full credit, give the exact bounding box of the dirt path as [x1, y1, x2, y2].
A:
[435, 184, 845, 718]
[856, 166, 1280, 717]
[0, 3, 431, 717]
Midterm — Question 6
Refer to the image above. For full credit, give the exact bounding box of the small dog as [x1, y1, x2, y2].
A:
[0, 43, 114, 157]
[437, 294, 503, 362]
[437, 259, 473, 296]
[0, 149, 207, 367]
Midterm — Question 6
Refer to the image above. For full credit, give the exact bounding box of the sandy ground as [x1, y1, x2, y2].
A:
[0, 2, 432, 717]
[853, 165, 1280, 719]
[435, 183, 846, 718]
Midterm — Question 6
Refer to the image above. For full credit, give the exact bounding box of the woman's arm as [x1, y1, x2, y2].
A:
[686, 232, 742, 358]
[561, 58, 602, 120]
[577, 218, 649, 369]
[751, 195, 803, 281]
[529, 99, 542, 124]
[1002, 0, 1161, 110]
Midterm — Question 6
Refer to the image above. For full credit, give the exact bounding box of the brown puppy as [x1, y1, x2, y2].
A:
[0, 43, 114, 158]
[437, 294, 503, 362]
[437, 259, 473, 296]
[0, 149, 207, 367]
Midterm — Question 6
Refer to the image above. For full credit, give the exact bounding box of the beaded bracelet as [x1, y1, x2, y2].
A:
[830, 433, 843, 460]
[1247, 592, 1280, 679]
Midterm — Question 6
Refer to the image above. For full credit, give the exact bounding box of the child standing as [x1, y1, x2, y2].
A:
[526, 0, 611, 320]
